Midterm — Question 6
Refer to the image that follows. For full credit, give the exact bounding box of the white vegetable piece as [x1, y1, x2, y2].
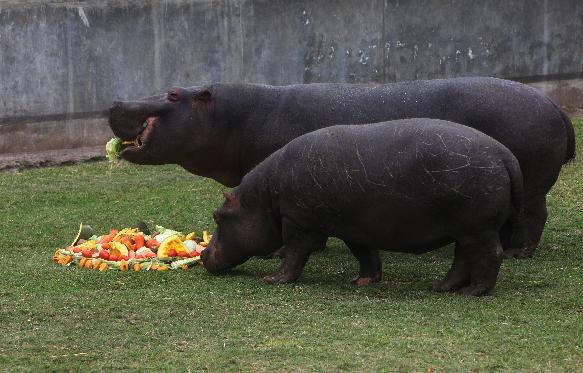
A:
[183, 240, 197, 253]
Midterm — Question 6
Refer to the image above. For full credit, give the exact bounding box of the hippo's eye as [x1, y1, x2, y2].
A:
[167, 90, 180, 102]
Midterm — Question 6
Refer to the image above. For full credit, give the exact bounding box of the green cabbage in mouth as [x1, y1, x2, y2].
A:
[105, 137, 123, 164]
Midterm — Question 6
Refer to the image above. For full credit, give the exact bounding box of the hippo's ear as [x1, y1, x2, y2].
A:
[194, 89, 212, 101]
[223, 192, 239, 205]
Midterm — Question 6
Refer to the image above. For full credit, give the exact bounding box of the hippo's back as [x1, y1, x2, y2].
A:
[275, 118, 517, 202]
[259, 77, 570, 197]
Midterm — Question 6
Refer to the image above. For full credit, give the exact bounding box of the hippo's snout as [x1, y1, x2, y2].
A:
[201, 244, 242, 274]
[201, 246, 225, 273]
[108, 99, 171, 138]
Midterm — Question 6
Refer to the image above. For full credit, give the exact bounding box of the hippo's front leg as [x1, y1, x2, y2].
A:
[263, 220, 326, 284]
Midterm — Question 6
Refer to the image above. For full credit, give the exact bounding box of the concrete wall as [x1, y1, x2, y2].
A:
[1, 0, 582, 154]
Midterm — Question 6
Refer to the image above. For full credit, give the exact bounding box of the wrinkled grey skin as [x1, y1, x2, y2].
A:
[202, 119, 524, 296]
[110, 77, 576, 258]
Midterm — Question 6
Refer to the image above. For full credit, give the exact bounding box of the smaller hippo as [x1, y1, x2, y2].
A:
[202, 119, 525, 296]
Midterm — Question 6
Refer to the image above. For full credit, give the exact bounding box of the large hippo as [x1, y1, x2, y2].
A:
[201, 119, 524, 296]
[109, 77, 576, 258]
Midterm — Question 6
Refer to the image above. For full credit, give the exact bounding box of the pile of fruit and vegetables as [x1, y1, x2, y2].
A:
[52, 223, 210, 272]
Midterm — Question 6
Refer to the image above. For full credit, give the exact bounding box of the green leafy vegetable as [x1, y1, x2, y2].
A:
[105, 137, 123, 164]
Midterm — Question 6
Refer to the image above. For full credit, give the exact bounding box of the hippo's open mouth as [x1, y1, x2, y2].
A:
[120, 116, 158, 155]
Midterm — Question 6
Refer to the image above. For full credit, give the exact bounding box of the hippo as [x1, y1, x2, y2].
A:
[200, 119, 524, 296]
[109, 77, 576, 258]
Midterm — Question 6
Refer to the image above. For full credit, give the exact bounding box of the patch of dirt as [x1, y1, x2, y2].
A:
[0, 146, 105, 173]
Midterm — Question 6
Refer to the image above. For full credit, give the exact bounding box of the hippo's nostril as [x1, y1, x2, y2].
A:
[167, 88, 182, 102]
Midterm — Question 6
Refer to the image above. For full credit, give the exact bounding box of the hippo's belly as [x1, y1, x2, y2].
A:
[328, 218, 454, 254]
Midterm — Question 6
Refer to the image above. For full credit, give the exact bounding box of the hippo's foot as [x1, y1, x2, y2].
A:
[457, 284, 492, 297]
[503, 247, 533, 260]
[263, 272, 298, 284]
[351, 275, 381, 286]
[432, 277, 468, 293]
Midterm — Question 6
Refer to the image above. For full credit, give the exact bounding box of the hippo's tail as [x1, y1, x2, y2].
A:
[503, 156, 525, 218]
[502, 153, 529, 252]
[549, 99, 576, 164]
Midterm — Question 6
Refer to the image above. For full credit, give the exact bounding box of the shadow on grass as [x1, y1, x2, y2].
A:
[200, 239, 558, 303]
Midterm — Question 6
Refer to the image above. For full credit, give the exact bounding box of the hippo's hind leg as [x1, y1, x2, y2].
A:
[432, 243, 471, 293]
[452, 231, 503, 296]
[263, 219, 326, 284]
[345, 242, 382, 286]
[503, 195, 547, 259]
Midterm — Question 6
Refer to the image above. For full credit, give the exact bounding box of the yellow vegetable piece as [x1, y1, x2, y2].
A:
[133, 263, 141, 272]
[109, 242, 129, 258]
[185, 232, 197, 241]
[203, 231, 212, 244]
[112, 228, 139, 242]
[99, 263, 108, 271]
[77, 240, 97, 250]
[119, 260, 129, 271]
[79, 257, 87, 267]
[53, 249, 61, 263]
[93, 260, 102, 270]
[157, 235, 189, 258]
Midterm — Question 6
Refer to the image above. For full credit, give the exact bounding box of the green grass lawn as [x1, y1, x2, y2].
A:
[1, 119, 581, 372]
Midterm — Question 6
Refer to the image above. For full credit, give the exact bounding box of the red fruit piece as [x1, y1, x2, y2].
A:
[120, 255, 129, 261]
[133, 234, 145, 249]
[98, 229, 118, 245]
[190, 251, 200, 258]
[99, 249, 110, 260]
[72, 247, 82, 254]
[146, 252, 156, 258]
[146, 239, 159, 249]
[109, 255, 120, 262]
[82, 249, 93, 258]
[177, 251, 189, 258]
[167, 249, 177, 257]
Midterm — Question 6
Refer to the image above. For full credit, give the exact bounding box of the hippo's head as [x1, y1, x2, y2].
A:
[109, 85, 243, 186]
[201, 192, 282, 273]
